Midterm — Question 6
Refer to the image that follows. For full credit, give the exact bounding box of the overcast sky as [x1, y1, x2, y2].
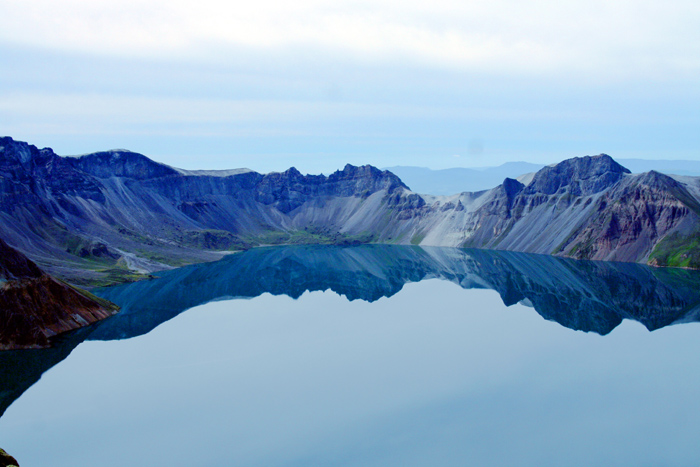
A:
[1, 0, 699, 174]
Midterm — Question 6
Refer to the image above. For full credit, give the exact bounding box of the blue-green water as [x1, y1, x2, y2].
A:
[2, 245, 700, 466]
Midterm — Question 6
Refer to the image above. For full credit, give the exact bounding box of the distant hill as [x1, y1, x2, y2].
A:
[617, 159, 700, 176]
[386, 159, 700, 195]
[383, 162, 544, 195]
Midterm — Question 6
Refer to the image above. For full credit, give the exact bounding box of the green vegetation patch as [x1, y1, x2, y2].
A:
[572, 237, 597, 260]
[55, 278, 120, 310]
[68, 267, 153, 289]
[251, 226, 375, 247]
[649, 230, 700, 269]
[553, 221, 588, 255]
[177, 229, 251, 251]
[410, 232, 426, 245]
[557, 228, 596, 259]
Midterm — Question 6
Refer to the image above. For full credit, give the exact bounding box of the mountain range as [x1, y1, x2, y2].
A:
[2, 136, 700, 290]
[386, 159, 700, 195]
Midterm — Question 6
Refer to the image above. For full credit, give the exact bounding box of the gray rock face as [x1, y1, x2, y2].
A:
[555, 169, 700, 262]
[1, 136, 699, 282]
[68, 150, 179, 180]
[524, 154, 630, 196]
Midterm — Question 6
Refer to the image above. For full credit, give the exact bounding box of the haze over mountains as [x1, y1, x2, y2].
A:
[384, 163, 545, 195]
[387, 159, 700, 195]
[2, 136, 700, 290]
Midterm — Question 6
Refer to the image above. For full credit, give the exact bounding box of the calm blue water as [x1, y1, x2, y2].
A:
[1, 245, 700, 466]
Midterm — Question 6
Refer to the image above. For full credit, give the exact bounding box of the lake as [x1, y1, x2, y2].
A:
[2, 245, 700, 466]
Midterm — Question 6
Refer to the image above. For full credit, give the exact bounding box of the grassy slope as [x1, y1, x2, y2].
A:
[649, 229, 700, 269]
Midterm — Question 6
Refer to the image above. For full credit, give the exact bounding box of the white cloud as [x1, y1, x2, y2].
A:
[2, 0, 698, 171]
[1, 0, 699, 80]
[3, 90, 656, 131]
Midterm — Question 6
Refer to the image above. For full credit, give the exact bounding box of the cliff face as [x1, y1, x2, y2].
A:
[0, 238, 118, 349]
[1, 136, 700, 283]
[555, 171, 700, 262]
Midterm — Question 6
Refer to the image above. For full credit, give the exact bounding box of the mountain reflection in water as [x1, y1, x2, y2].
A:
[2, 245, 700, 419]
[92, 244, 700, 341]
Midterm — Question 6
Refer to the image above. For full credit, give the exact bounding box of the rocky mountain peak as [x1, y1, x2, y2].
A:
[284, 167, 303, 177]
[329, 164, 407, 193]
[0, 136, 54, 171]
[67, 150, 179, 180]
[628, 169, 700, 215]
[502, 177, 525, 198]
[525, 154, 630, 196]
[636, 170, 681, 189]
[0, 136, 31, 162]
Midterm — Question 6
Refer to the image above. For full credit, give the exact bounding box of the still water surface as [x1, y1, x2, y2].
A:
[1, 245, 700, 466]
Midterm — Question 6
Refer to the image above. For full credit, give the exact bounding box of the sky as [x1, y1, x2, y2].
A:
[1, 0, 699, 174]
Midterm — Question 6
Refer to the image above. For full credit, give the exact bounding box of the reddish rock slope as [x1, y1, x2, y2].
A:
[0, 238, 118, 349]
